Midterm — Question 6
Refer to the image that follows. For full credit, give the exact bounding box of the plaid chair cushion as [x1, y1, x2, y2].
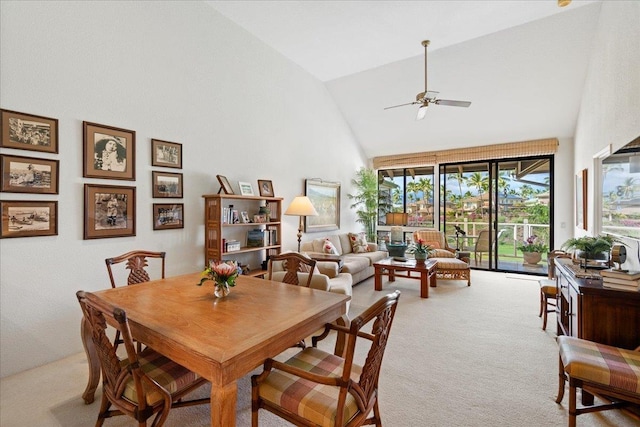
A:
[558, 336, 640, 395]
[434, 259, 468, 269]
[122, 348, 201, 406]
[258, 347, 362, 427]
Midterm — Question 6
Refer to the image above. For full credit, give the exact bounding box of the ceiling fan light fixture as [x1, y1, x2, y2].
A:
[416, 105, 428, 121]
[558, 0, 571, 7]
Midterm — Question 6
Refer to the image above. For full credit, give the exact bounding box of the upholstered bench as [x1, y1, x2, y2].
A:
[413, 229, 471, 286]
[556, 336, 640, 427]
[433, 258, 471, 286]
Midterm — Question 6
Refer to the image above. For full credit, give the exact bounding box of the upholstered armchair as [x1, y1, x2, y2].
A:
[413, 229, 456, 258]
[413, 229, 471, 286]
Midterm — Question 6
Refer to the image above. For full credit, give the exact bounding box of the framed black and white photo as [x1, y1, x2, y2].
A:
[152, 171, 183, 198]
[238, 181, 254, 196]
[153, 203, 184, 230]
[151, 139, 182, 169]
[84, 184, 136, 239]
[305, 179, 340, 232]
[1, 200, 58, 238]
[83, 121, 136, 180]
[258, 179, 274, 197]
[1, 109, 58, 153]
[1, 154, 59, 194]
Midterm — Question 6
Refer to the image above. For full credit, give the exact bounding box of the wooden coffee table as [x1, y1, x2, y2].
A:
[373, 258, 437, 298]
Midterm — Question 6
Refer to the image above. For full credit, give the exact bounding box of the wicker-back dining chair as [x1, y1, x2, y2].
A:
[267, 252, 317, 287]
[76, 290, 209, 426]
[251, 290, 401, 427]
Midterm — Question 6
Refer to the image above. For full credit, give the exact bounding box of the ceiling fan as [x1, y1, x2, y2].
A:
[384, 40, 471, 120]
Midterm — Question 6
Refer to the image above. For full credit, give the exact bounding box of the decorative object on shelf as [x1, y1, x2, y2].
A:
[561, 235, 617, 269]
[258, 204, 271, 221]
[83, 121, 135, 180]
[240, 211, 250, 223]
[84, 184, 136, 239]
[406, 239, 434, 265]
[216, 175, 234, 194]
[347, 168, 376, 241]
[610, 244, 627, 271]
[305, 178, 340, 233]
[197, 260, 240, 298]
[517, 235, 548, 265]
[1, 109, 58, 153]
[151, 139, 182, 169]
[0, 200, 57, 238]
[258, 179, 274, 197]
[153, 203, 184, 230]
[1, 154, 59, 194]
[284, 196, 318, 252]
[152, 171, 183, 198]
[575, 169, 587, 231]
[238, 181, 254, 196]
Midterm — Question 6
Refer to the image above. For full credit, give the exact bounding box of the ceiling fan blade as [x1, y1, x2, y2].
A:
[384, 101, 420, 110]
[416, 105, 428, 120]
[434, 99, 471, 108]
[424, 90, 439, 100]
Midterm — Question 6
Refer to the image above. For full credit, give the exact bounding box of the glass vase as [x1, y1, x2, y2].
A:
[214, 281, 231, 298]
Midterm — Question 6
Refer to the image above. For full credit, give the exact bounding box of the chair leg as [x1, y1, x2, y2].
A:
[539, 290, 544, 317]
[569, 380, 577, 427]
[541, 293, 548, 331]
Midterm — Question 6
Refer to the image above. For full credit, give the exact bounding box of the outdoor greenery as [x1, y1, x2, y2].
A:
[348, 167, 379, 242]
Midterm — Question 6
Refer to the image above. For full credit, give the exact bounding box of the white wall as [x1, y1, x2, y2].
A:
[572, 1, 640, 270]
[0, 1, 368, 377]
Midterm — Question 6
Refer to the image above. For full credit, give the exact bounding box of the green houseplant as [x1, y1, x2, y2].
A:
[405, 239, 435, 263]
[347, 167, 379, 243]
[561, 235, 617, 262]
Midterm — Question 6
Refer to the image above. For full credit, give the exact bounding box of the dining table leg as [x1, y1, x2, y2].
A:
[81, 317, 101, 404]
[210, 380, 237, 426]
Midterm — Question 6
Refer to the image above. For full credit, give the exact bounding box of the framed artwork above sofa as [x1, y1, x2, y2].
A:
[305, 179, 340, 232]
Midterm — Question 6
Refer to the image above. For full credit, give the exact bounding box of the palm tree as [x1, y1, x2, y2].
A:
[467, 172, 488, 195]
[447, 172, 466, 196]
[347, 167, 378, 242]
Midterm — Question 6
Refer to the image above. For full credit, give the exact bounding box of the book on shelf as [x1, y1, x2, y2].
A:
[600, 269, 640, 281]
[602, 281, 639, 291]
[601, 276, 640, 286]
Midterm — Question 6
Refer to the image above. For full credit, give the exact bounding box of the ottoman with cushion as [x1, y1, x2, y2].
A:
[413, 229, 471, 286]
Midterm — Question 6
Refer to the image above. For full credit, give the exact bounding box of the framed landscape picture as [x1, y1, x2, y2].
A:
[151, 139, 182, 169]
[0, 109, 58, 153]
[153, 203, 184, 230]
[152, 171, 183, 198]
[1, 154, 59, 194]
[84, 184, 136, 239]
[83, 121, 136, 180]
[1, 200, 58, 238]
[304, 179, 340, 232]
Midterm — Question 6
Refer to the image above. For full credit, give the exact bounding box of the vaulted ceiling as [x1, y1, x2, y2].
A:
[208, 1, 603, 158]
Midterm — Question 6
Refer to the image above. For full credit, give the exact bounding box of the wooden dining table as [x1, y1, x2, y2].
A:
[80, 272, 350, 426]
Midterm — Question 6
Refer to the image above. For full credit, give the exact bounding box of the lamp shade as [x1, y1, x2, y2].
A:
[284, 196, 318, 217]
[386, 212, 408, 226]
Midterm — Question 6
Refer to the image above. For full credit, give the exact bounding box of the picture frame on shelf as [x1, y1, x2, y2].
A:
[83, 121, 136, 180]
[0, 109, 58, 153]
[576, 168, 587, 231]
[153, 203, 184, 230]
[84, 184, 136, 239]
[258, 179, 274, 197]
[253, 214, 267, 223]
[152, 171, 183, 198]
[238, 181, 254, 196]
[1, 154, 59, 194]
[217, 175, 234, 194]
[305, 179, 340, 232]
[1, 200, 58, 238]
[151, 139, 182, 169]
[240, 211, 250, 223]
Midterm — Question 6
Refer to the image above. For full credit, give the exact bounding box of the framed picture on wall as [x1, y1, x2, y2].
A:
[151, 139, 182, 169]
[575, 168, 587, 230]
[0, 109, 58, 153]
[83, 121, 136, 180]
[84, 184, 136, 239]
[152, 171, 183, 198]
[153, 203, 184, 230]
[1, 200, 58, 238]
[1, 154, 59, 194]
[304, 179, 340, 232]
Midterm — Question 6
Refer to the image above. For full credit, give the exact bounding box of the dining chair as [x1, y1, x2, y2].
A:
[268, 252, 317, 287]
[105, 250, 166, 288]
[76, 290, 209, 427]
[251, 290, 401, 427]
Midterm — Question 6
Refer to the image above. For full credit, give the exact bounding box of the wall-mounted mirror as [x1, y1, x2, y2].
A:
[600, 135, 640, 239]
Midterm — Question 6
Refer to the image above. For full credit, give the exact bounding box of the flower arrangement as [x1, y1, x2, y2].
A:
[517, 235, 548, 253]
[405, 239, 434, 256]
[198, 260, 240, 287]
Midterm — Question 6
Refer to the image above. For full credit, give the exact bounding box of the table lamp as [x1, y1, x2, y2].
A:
[284, 196, 318, 252]
[386, 212, 408, 258]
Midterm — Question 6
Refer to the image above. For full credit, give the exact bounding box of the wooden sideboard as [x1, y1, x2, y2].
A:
[555, 258, 640, 350]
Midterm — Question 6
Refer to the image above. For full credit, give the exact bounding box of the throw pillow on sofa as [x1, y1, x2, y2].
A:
[348, 232, 370, 253]
[323, 238, 339, 255]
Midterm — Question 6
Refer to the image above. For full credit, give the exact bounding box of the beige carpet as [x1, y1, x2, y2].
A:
[1, 270, 638, 426]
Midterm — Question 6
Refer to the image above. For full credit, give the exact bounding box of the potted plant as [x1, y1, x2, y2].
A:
[561, 235, 617, 265]
[405, 239, 434, 264]
[517, 235, 548, 265]
[347, 167, 379, 243]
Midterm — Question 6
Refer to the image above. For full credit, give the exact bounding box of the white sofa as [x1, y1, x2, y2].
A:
[300, 233, 388, 285]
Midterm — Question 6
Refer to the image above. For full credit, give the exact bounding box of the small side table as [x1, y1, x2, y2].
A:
[456, 250, 471, 264]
